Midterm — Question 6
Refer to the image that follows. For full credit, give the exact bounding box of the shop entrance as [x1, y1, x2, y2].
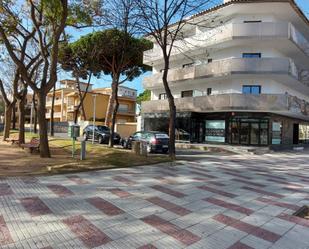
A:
[230, 118, 269, 145]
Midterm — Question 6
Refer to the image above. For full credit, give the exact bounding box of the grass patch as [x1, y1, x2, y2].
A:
[0, 131, 171, 176]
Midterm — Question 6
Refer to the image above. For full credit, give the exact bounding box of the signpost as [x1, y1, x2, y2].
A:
[68, 125, 80, 158]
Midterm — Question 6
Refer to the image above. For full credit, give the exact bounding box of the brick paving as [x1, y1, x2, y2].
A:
[0, 152, 309, 248]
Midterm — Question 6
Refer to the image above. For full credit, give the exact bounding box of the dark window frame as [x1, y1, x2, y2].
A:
[243, 20, 262, 23]
[159, 93, 167, 100]
[207, 88, 212, 96]
[181, 90, 194, 98]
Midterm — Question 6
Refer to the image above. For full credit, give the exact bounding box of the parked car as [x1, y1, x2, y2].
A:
[121, 131, 169, 153]
[83, 125, 121, 144]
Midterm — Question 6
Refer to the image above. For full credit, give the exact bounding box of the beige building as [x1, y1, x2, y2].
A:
[46, 80, 137, 123]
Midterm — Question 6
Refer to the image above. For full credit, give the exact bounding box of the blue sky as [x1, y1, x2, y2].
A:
[61, 0, 309, 95]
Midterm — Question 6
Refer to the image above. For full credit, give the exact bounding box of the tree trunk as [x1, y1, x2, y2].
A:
[105, 88, 116, 127]
[50, 85, 56, 136]
[162, 56, 176, 160]
[3, 104, 13, 141]
[17, 94, 26, 145]
[109, 81, 119, 148]
[12, 102, 16, 130]
[37, 93, 50, 158]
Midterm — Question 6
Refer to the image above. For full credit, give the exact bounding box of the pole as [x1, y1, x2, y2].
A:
[92, 94, 97, 144]
[30, 102, 34, 134]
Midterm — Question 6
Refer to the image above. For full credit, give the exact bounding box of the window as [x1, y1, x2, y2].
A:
[159, 93, 167, 100]
[242, 53, 261, 58]
[183, 62, 194, 68]
[207, 58, 213, 63]
[181, 90, 193, 98]
[119, 104, 129, 112]
[242, 85, 261, 95]
[243, 20, 262, 23]
[207, 88, 212, 96]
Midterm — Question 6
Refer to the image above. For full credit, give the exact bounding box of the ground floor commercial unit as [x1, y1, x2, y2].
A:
[141, 94, 309, 146]
[143, 112, 309, 146]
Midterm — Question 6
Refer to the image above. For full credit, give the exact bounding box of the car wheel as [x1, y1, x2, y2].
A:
[162, 149, 168, 154]
[83, 133, 88, 141]
[98, 135, 104, 144]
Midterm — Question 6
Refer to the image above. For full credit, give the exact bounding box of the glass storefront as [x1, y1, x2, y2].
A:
[271, 122, 282, 145]
[205, 120, 226, 143]
[230, 118, 269, 145]
[299, 124, 309, 144]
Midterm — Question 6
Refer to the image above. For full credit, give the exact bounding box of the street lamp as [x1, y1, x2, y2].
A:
[30, 102, 34, 134]
[92, 94, 97, 144]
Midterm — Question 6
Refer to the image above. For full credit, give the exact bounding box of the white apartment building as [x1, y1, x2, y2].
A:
[141, 0, 309, 146]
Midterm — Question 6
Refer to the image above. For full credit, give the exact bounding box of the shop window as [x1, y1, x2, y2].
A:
[181, 90, 193, 98]
[299, 124, 309, 144]
[272, 122, 282, 145]
[205, 120, 226, 143]
[242, 85, 261, 95]
[159, 93, 167, 100]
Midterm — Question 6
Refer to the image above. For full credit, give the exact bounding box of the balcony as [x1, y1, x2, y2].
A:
[46, 112, 62, 119]
[67, 105, 76, 112]
[141, 94, 309, 121]
[144, 22, 309, 65]
[143, 58, 301, 89]
[46, 99, 63, 107]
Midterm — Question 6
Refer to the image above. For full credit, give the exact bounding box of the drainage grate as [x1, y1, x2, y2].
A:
[293, 205, 309, 219]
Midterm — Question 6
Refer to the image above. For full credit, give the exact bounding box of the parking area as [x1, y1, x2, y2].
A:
[0, 151, 309, 249]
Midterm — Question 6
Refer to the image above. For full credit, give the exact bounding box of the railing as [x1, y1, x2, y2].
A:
[46, 99, 63, 106]
[143, 22, 309, 64]
[45, 112, 62, 119]
[141, 94, 309, 119]
[143, 57, 298, 88]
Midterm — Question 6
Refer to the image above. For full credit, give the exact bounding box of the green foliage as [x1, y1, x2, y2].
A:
[59, 29, 152, 81]
[67, 3, 93, 28]
[137, 90, 151, 106]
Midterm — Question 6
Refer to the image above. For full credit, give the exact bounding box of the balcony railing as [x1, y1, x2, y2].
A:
[143, 58, 299, 89]
[46, 99, 63, 107]
[143, 22, 309, 64]
[46, 112, 62, 119]
[141, 94, 309, 120]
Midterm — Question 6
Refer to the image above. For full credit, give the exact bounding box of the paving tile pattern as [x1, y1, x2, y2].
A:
[0, 152, 309, 248]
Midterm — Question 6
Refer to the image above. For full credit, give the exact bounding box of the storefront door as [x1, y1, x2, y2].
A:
[230, 118, 269, 146]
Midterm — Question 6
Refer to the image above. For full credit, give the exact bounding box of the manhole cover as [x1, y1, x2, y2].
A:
[293, 205, 309, 219]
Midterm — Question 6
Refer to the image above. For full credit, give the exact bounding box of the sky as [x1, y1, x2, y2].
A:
[61, 0, 309, 95]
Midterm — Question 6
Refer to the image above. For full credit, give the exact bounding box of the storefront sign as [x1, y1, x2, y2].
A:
[205, 120, 225, 143]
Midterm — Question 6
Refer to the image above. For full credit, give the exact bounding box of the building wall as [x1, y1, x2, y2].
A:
[151, 79, 309, 102]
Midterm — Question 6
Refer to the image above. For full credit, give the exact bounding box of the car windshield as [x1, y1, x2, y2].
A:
[155, 134, 169, 139]
[97, 126, 110, 132]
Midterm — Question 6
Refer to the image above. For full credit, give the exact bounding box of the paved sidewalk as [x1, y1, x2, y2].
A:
[0, 152, 309, 249]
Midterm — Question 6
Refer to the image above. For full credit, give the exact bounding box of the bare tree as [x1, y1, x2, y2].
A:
[137, 0, 214, 159]
[0, 0, 68, 157]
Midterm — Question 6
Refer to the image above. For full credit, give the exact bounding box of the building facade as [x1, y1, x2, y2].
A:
[141, 0, 309, 146]
[46, 80, 137, 123]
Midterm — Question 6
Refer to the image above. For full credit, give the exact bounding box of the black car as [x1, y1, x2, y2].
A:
[121, 131, 169, 153]
[83, 125, 121, 144]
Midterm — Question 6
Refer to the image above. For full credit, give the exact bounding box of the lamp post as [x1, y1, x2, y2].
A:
[29, 102, 34, 134]
[92, 94, 97, 144]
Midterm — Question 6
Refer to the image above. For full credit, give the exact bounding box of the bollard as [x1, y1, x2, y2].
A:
[80, 140, 86, 160]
